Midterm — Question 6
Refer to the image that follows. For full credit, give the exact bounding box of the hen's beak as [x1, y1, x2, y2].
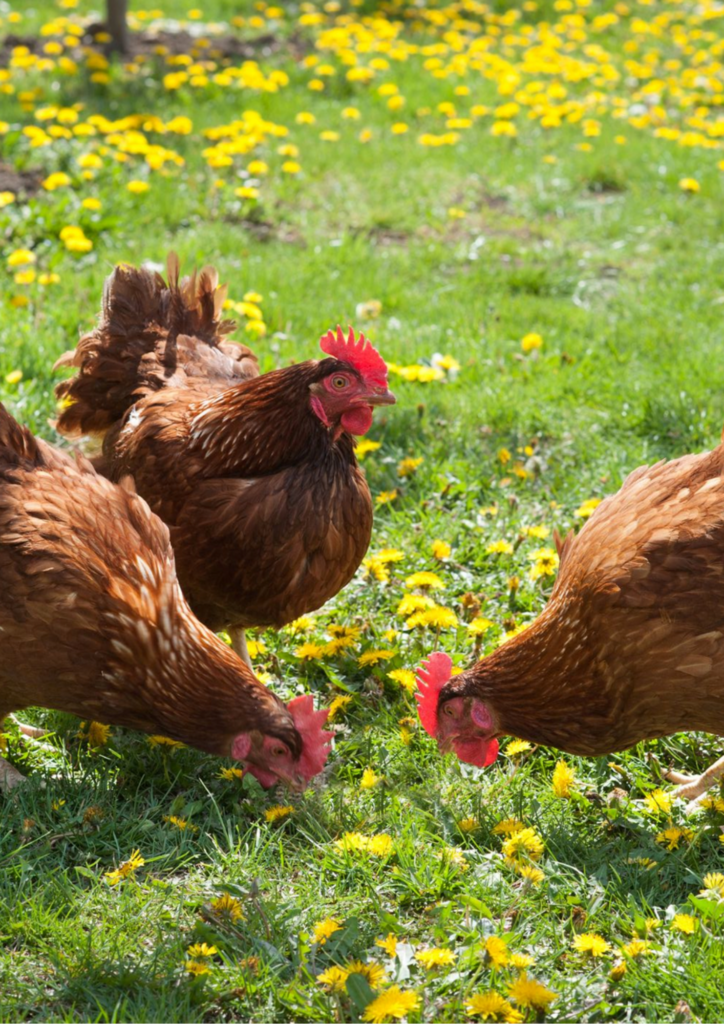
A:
[362, 387, 396, 407]
[281, 771, 308, 793]
[437, 734, 454, 755]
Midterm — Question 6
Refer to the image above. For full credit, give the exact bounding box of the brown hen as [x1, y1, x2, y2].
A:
[0, 405, 331, 793]
[417, 446, 724, 807]
[54, 255, 395, 663]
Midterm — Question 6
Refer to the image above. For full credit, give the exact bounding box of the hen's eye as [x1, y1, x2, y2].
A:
[443, 705, 455, 717]
[271, 744, 287, 758]
[332, 376, 348, 389]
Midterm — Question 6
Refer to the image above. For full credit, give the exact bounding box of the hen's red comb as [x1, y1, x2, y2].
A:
[288, 694, 333, 781]
[320, 326, 388, 388]
[415, 652, 453, 738]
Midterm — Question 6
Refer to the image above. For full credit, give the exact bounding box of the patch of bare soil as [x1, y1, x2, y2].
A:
[0, 163, 40, 197]
[0, 28, 308, 67]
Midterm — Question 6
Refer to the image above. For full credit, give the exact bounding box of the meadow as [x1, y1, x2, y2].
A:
[1, 0, 724, 1019]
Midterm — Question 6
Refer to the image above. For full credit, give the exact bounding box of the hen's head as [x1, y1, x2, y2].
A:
[230, 694, 333, 791]
[415, 653, 500, 768]
[310, 326, 395, 437]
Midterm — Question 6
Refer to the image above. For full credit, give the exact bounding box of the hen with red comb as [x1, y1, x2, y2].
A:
[52, 255, 397, 660]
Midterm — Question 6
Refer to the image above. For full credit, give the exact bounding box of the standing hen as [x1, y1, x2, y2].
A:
[54, 255, 395, 663]
[0, 404, 331, 793]
[416, 445, 724, 806]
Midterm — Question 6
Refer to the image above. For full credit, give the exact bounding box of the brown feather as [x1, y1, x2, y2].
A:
[0, 404, 300, 762]
[443, 445, 724, 754]
[53, 258, 374, 633]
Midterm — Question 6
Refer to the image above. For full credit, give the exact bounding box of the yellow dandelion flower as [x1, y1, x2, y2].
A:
[486, 540, 513, 555]
[573, 933, 611, 957]
[505, 739, 532, 757]
[516, 865, 544, 885]
[317, 965, 349, 991]
[6, 249, 36, 268]
[552, 760, 576, 798]
[104, 848, 145, 886]
[502, 828, 544, 863]
[218, 766, 245, 781]
[42, 171, 71, 190]
[610, 960, 627, 981]
[312, 917, 343, 945]
[574, 498, 601, 519]
[509, 952, 535, 968]
[622, 939, 649, 958]
[507, 974, 557, 1010]
[4, 370, 23, 385]
[210, 893, 244, 921]
[347, 961, 387, 988]
[329, 694, 352, 718]
[405, 571, 445, 590]
[492, 818, 525, 836]
[355, 439, 382, 459]
[361, 768, 382, 790]
[187, 943, 217, 958]
[398, 457, 423, 477]
[397, 594, 434, 616]
[699, 795, 724, 813]
[265, 805, 294, 823]
[367, 835, 394, 856]
[432, 540, 451, 560]
[458, 816, 478, 833]
[405, 606, 457, 629]
[701, 872, 724, 897]
[671, 914, 697, 934]
[294, 642, 326, 660]
[164, 815, 199, 833]
[376, 490, 398, 505]
[679, 177, 700, 193]
[185, 960, 211, 976]
[376, 934, 398, 957]
[465, 992, 523, 1022]
[656, 826, 694, 850]
[358, 649, 396, 666]
[521, 333, 543, 353]
[362, 986, 419, 1023]
[484, 935, 509, 968]
[643, 789, 672, 815]
[148, 735, 184, 748]
[387, 668, 416, 692]
[416, 947, 456, 969]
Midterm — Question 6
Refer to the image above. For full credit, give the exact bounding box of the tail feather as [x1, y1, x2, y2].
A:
[0, 403, 44, 468]
[0, 403, 84, 477]
[54, 253, 259, 439]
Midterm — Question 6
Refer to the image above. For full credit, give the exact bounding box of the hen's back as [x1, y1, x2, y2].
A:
[54, 253, 259, 441]
[0, 405, 174, 707]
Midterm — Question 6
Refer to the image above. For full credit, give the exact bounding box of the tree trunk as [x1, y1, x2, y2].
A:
[106, 0, 129, 54]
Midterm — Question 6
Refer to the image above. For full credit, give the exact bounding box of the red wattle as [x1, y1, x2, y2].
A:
[341, 405, 373, 436]
[452, 737, 499, 768]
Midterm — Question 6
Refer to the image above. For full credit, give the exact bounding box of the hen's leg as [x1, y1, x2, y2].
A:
[8, 714, 47, 740]
[666, 754, 724, 807]
[0, 756, 25, 793]
[0, 714, 26, 793]
[230, 627, 252, 670]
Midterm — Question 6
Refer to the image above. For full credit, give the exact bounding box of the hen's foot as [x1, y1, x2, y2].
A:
[230, 627, 252, 670]
[666, 754, 724, 812]
[0, 755, 25, 794]
[9, 714, 48, 740]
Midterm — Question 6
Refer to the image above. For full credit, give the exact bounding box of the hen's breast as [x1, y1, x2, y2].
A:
[171, 454, 373, 631]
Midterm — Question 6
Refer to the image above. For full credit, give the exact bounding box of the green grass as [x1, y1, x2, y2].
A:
[1, 0, 724, 1020]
